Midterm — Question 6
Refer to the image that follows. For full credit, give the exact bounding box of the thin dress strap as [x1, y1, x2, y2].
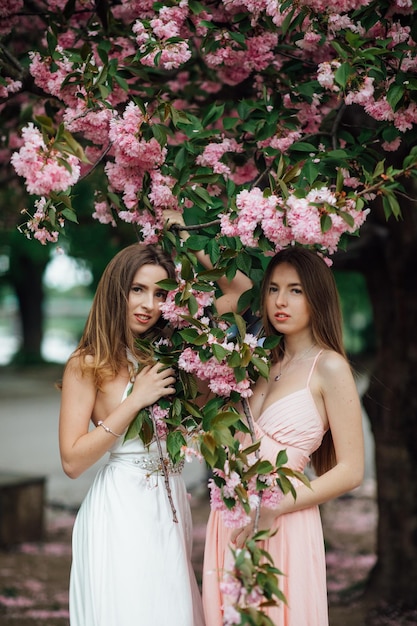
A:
[306, 349, 324, 387]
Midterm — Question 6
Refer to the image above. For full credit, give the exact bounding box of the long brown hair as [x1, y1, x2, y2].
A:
[260, 247, 345, 475]
[73, 244, 176, 387]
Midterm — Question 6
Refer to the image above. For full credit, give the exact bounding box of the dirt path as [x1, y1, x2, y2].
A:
[0, 487, 377, 626]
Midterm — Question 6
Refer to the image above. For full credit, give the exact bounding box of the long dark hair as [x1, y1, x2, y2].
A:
[261, 247, 345, 474]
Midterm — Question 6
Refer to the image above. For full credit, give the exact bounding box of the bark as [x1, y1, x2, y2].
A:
[9, 239, 49, 364]
[363, 205, 417, 610]
[335, 194, 417, 613]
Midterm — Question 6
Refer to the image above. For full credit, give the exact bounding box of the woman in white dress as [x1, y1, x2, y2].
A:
[59, 243, 205, 626]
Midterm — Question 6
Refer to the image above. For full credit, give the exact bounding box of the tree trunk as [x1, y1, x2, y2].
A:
[364, 211, 417, 611]
[345, 198, 417, 614]
[8, 235, 49, 364]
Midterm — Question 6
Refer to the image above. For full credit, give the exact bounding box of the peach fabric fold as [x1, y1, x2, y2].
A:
[203, 352, 329, 626]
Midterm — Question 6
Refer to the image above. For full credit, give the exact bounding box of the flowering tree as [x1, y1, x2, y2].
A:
[2, 0, 417, 621]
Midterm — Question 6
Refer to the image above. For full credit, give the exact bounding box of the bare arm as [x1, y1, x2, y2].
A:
[232, 352, 365, 544]
[163, 209, 253, 314]
[59, 356, 175, 479]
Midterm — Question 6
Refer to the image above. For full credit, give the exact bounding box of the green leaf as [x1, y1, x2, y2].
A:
[187, 294, 198, 316]
[233, 312, 247, 341]
[212, 410, 241, 427]
[202, 103, 225, 127]
[186, 235, 211, 250]
[61, 208, 78, 223]
[275, 449, 288, 467]
[262, 335, 281, 350]
[152, 124, 168, 146]
[334, 62, 352, 89]
[288, 142, 317, 153]
[125, 408, 147, 441]
[212, 343, 229, 361]
[382, 189, 402, 220]
[167, 430, 186, 463]
[35, 115, 55, 134]
[179, 328, 200, 342]
[200, 433, 218, 466]
[386, 84, 404, 111]
[373, 160, 385, 178]
[237, 289, 254, 313]
[156, 279, 178, 290]
[300, 160, 319, 186]
[251, 355, 269, 378]
[320, 213, 332, 233]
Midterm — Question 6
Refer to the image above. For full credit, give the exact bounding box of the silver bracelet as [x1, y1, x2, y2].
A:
[97, 420, 122, 438]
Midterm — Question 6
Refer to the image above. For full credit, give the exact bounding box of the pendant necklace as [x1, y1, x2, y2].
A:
[274, 343, 316, 382]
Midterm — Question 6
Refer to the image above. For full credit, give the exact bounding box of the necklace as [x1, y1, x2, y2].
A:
[274, 343, 316, 382]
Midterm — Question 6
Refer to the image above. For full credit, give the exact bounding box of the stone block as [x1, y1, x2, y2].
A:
[0, 473, 46, 547]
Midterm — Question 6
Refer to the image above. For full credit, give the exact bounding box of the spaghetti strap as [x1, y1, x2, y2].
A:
[306, 349, 323, 387]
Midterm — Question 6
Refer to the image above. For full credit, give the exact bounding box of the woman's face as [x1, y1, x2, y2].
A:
[265, 262, 311, 336]
[127, 264, 169, 335]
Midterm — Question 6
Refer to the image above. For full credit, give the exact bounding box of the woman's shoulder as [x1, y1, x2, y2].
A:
[64, 350, 95, 381]
[316, 348, 351, 379]
[66, 349, 92, 368]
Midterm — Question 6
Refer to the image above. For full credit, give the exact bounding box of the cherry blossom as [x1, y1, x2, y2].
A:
[11, 123, 80, 196]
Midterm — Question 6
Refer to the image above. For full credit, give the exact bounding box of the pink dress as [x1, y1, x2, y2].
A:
[203, 352, 329, 626]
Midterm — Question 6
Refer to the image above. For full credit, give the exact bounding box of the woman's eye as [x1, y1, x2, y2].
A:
[292, 288, 302, 295]
[269, 286, 278, 293]
[156, 291, 167, 300]
[131, 286, 142, 293]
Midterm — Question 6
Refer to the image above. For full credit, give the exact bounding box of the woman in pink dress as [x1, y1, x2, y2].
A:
[203, 246, 365, 626]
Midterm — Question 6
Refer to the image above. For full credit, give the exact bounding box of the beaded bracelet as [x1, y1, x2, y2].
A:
[97, 420, 122, 438]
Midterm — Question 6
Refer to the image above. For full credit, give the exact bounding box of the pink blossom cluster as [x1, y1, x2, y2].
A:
[96, 102, 173, 240]
[21, 198, 60, 245]
[220, 574, 243, 625]
[196, 137, 242, 177]
[108, 102, 166, 170]
[286, 187, 369, 254]
[63, 105, 113, 145]
[208, 476, 259, 528]
[160, 280, 214, 329]
[92, 201, 116, 226]
[221, 186, 369, 254]
[0, 0, 23, 33]
[11, 123, 81, 196]
[317, 60, 342, 92]
[149, 172, 180, 211]
[29, 49, 81, 108]
[204, 31, 278, 85]
[150, 4, 190, 39]
[151, 404, 169, 439]
[299, 0, 371, 12]
[106, 171, 180, 242]
[178, 347, 252, 398]
[180, 444, 204, 463]
[258, 473, 285, 509]
[318, 52, 417, 139]
[257, 129, 303, 154]
[0, 0, 23, 18]
[112, 0, 156, 23]
[133, 11, 192, 70]
[208, 462, 285, 527]
[0, 77, 22, 99]
[221, 569, 264, 624]
[220, 188, 291, 250]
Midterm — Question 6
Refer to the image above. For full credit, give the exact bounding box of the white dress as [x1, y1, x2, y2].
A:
[69, 383, 205, 626]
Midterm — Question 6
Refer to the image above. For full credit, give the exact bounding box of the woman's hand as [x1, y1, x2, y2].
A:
[230, 506, 280, 548]
[130, 363, 176, 409]
[163, 209, 189, 241]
